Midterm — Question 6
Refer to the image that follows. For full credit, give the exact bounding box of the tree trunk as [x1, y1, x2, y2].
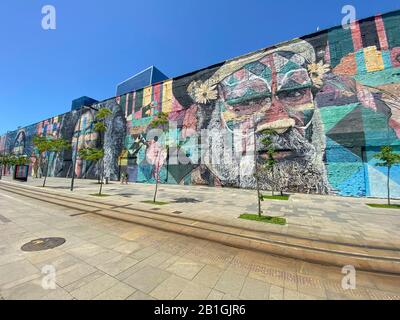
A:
[98, 160, 104, 195]
[42, 157, 50, 187]
[256, 176, 262, 217]
[387, 166, 391, 206]
[153, 178, 159, 203]
[271, 168, 275, 196]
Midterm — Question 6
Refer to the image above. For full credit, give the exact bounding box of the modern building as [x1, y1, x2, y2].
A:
[1, 9, 400, 198]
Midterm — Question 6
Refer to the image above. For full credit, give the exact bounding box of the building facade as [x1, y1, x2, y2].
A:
[2, 10, 400, 198]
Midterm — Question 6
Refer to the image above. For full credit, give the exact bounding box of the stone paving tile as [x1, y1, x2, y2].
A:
[192, 265, 224, 288]
[166, 257, 205, 280]
[65, 243, 106, 260]
[58, 265, 100, 289]
[239, 277, 270, 300]
[0, 260, 40, 287]
[126, 290, 155, 300]
[93, 282, 137, 300]
[123, 266, 171, 294]
[175, 282, 212, 300]
[113, 242, 142, 255]
[141, 251, 174, 268]
[69, 274, 119, 300]
[97, 255, 140, 277]
[1, 278, 68, 300]
[268, 285, 284, 300]
[129, 247, 159, 261]
[207, 289, 225, 300]
[149, 275, 189, 300]
[214, 270, 246, 297]
[84, 250, 122, 266]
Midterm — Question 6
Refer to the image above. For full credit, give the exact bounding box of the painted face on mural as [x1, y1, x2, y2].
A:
[190, 45, 331, 192]
[72, 110, 98, 177]
[13, 131, 26, 155]
[218, 51, 315, 135]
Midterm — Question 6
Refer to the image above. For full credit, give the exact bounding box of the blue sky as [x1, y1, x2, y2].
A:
[0, 0, 399, 134]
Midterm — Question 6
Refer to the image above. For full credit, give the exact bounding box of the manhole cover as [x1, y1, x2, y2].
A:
[21, 237, 66, 252]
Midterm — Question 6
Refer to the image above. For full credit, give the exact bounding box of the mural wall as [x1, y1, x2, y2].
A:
[1, 10, 400, 198]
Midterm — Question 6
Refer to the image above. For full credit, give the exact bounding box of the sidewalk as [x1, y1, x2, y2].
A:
[2, 175, 400, 250]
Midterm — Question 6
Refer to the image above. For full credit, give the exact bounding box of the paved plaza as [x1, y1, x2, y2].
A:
[2, 176, 400, 249]
[0, 177, 400, 300]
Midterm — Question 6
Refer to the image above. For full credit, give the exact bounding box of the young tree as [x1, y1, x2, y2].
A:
[33, 136, 51, 181]
[79, 147, 105, 195]
[45, 138, 70, 186]
[260, 129, 278, 196]
[33, 136, 70, 187]
[374, 146, 400, 205]
[0, 154, 8, 180]
[0, 154, 29, 179]
[93, 107, 112, 184]
[254, 129, 278, 217]
[149, 112, 169, 203]
[0, 154, 12, 179]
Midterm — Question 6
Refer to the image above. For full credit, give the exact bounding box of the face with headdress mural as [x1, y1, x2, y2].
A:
[186, 41, 331, 192]
[71, 110, 98, 178]
[13, 131, 26, 155]
[183, 35, 400, 195]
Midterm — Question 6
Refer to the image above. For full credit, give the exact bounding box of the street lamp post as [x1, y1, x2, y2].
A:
[70, 105, 98, 191]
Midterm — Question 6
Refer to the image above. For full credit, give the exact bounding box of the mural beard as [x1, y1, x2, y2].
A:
[204, 105, 330, 194]
[257, 127, 330, 194]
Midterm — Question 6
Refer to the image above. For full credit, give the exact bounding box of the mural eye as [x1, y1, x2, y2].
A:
[278, 89, 307, 101]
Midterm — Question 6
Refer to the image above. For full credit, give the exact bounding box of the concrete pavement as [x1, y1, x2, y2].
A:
[1, 187, 400, 300]
[1, 175, 400, 250]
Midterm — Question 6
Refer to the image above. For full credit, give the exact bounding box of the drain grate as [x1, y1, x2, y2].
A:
[21, 237, 66, 252]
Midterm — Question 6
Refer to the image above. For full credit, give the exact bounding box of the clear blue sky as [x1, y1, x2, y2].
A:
[0, 0, 399, 134]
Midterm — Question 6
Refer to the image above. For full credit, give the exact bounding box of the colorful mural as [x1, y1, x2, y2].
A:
[2, 10, 400, 198]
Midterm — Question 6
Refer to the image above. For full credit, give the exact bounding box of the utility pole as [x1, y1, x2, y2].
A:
[70, 105, 98, 191]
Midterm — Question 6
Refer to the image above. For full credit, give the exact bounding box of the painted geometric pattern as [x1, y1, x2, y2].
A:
[2, 10, 400, 198]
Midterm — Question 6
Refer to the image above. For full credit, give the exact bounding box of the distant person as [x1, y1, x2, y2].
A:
[121, 171, 129, 185]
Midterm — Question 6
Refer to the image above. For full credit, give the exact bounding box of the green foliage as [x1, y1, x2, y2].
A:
[239, 214, 287, 225]
[14, 155, 30, 165]
[0, 154, 29, 168]
[262, 195, 289, 201]
[149, 112, 169, 129]
[0, 154, 12, 166]
[374, 146, 400, 168]
[367, 204, 400, 209]
[373, 146, 400, 205]
[78, 148, 104, 162]
[33, 136, 70, 154]
[94, 122, 107, 133]
[33, 135, 52, 154]
[49, 138, 71, 153]
[90, 107, 112, 134]
[256, 129, 278, 175]
[95, 107, 112, 120]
